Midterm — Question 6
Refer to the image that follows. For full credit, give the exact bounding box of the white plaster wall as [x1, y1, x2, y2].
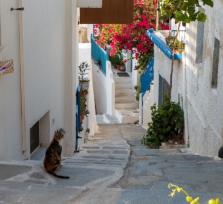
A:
[0, 0, 78, 160]
[131, 58, 138, 88]
[23, 0, 78, 157]
[79, 43, 97, 136]
[141, 83, 155, 129]
[0, 0, 23, 160]
[106, 61, 115, 115]
[185, 0, 223, 156]
[147, 0, 223, 157]
[92, 61, 115, 115]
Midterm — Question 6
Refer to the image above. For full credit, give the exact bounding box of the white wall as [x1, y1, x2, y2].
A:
[79, 43, 97, 136]
[0, 0, 78, 160]
[185, 1, 223, 156]
[92, 61, 115, 116]
[146, 0, 223, 157]
[0, 0, 23, 160]
[22, 0, 78, 157]
[131, 58, 138, 88]
[140, 83, 155, 128]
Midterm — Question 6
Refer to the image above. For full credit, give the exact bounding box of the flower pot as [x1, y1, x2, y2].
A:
[116, 65, 126, 72]
[80, 80, 89, 90]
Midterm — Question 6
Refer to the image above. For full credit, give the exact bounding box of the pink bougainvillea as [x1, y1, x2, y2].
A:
[94, 0, 169, 69]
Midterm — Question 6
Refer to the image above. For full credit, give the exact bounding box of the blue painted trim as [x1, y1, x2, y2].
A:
[76, 86, 81, 133]
[91, 35, 109, 75]
[140, 58, 154, 98]
[75, 85, 81, 151]
[147, 29, 182, 60]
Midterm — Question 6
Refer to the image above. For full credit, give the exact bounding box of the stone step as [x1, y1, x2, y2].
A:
[115, 79, 132, 84]
[96, 114, 120, 124]
[115, 85, 133, 90]
[116, 91, 134, 96]
[115, 80, 132, 85]
[122, 116, 139, 124]
[115, 99, 136, 104]
[118, 109, 139, 115]
[116, 103, 138, 110]
[114, 76, 131, 81]
[115, 96, 136, 103]
[115, 89, 134, 95]
[115, 84, 132, 89]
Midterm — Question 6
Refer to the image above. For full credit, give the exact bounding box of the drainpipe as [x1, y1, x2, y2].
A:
[18, 0, 27, 159]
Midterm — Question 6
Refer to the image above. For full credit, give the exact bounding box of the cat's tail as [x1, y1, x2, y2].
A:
[49, 172, 70, 179]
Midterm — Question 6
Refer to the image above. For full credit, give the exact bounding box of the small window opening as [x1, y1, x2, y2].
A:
[195, 22, 205, 63]
[211, 38, 220, 88]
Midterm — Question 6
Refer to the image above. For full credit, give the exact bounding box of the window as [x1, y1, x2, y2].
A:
[158, 75, 171, 106]
[195, 21, 205, 63]
[211, 38, 220, 88]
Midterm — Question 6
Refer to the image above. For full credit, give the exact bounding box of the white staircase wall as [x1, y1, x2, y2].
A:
[92, 61, 115, 116]
[140, 84, 155, 129]
[79, 43, 98, 137]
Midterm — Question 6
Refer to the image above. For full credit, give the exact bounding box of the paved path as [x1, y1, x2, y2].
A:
[0, 124, 223, 204]
[74, 125, 223, 204]
[0, 125, 130, 204]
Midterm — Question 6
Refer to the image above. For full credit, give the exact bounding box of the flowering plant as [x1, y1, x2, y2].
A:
[94, 0, 161, 70]
[168, 183, 220, 204]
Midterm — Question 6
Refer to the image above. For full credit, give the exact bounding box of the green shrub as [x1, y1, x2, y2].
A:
[109, 52, 124, 67]
[142, 98, 184, 148]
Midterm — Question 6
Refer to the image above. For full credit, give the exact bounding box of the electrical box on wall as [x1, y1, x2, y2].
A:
[80, 0, 134, 24]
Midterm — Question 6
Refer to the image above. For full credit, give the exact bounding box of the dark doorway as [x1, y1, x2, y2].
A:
[158, 75, 171, 106]
[30, 121, 40, 154]
[117, 72, 129, 77]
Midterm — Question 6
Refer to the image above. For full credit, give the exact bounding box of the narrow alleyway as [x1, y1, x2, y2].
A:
[74, 125, 223, 204]
[0, 124, 223, 203]
[114, 72, 139, 124]
[1, 72, 223, 203]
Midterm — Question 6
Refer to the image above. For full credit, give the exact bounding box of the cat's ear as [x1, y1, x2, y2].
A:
[59, 128, 66, 135]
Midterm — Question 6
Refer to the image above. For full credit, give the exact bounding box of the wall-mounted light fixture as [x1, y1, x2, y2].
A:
[10, 7, 24, 11]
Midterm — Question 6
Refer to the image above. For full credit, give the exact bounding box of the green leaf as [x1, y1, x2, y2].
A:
[197, 12, 207, 22]
[202, 0, 214, 7]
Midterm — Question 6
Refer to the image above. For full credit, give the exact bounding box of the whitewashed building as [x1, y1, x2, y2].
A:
[0, 0, 104, 161]
[142, 1, 223, 157]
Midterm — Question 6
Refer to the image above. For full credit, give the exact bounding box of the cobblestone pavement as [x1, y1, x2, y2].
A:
[0, 124, 223, 204]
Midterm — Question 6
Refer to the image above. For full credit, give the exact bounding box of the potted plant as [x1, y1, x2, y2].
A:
[166, 35, 185, 53]
[79, 62, 90, 90]
[109, 52, 126, 71]
[80, 89, 89, 125]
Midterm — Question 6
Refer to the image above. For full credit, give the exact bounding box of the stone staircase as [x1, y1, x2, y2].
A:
[96, 114, 120, 124]
[115, 73, 139, 124]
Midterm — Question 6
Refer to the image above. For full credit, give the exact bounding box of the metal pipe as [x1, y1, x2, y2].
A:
[18, 0, 27, 159]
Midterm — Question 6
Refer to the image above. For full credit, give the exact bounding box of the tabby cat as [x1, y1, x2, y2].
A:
[43, 128, 70, 179]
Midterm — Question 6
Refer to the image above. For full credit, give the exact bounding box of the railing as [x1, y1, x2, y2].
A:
[140, 58, 154, 98]
[75, 85, 81, 152]
[91, 35, 109, 75]
[147, 28, 182, 60]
